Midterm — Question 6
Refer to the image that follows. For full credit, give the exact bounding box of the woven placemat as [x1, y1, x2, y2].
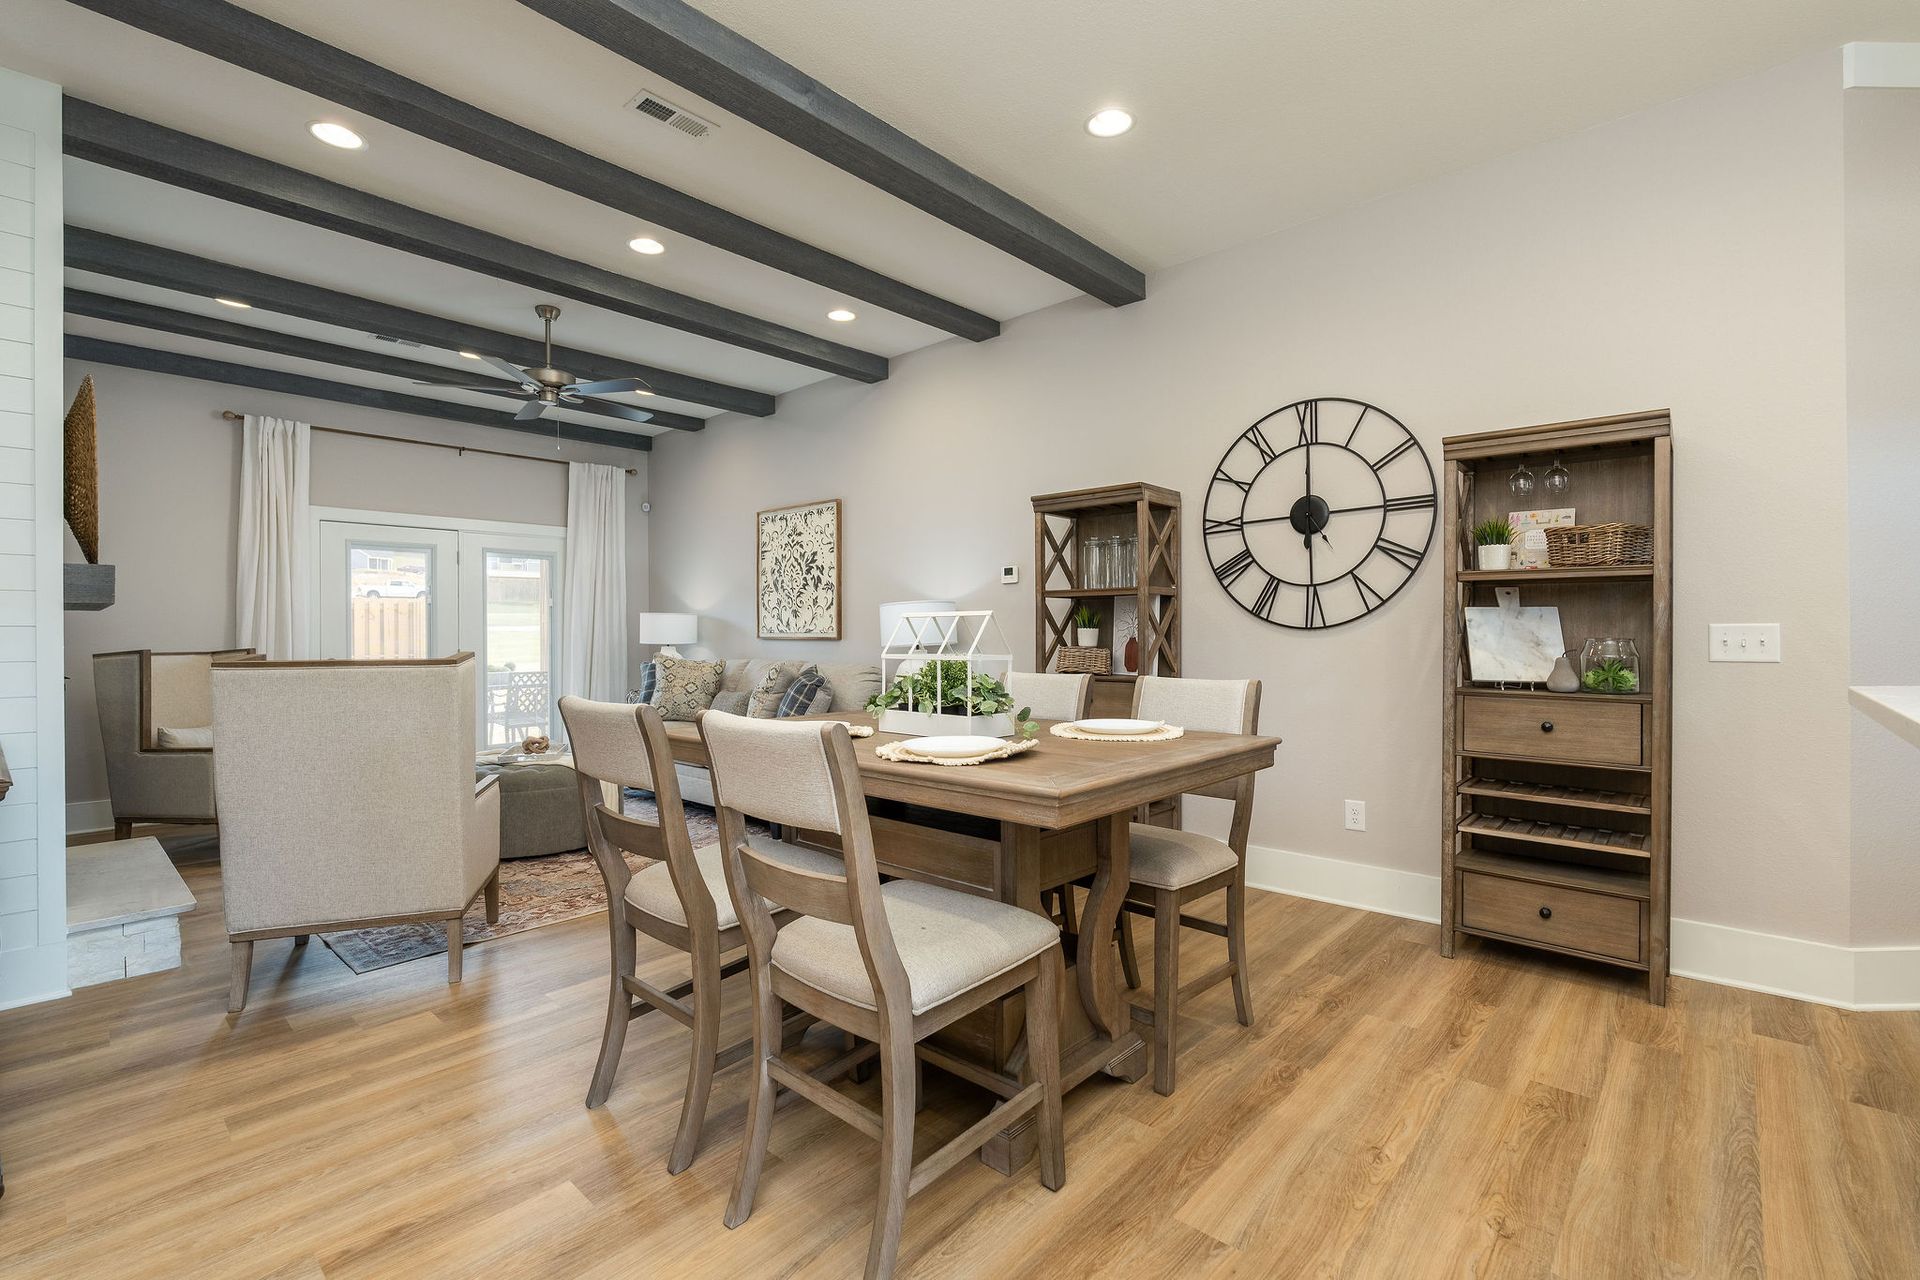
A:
[826, 722, 875, 738]
[875, 736, 1038, 766]
[1050, 723, 1185, 743]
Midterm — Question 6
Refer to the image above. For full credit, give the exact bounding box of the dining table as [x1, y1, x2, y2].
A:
[663, 711, 1280, 1174]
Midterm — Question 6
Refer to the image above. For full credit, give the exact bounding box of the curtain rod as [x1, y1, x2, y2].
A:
[219, 410, 638, 476]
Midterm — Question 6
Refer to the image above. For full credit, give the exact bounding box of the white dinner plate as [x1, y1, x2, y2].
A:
[1070, 718, 1165, 736]
[898, 735, 1005, 760]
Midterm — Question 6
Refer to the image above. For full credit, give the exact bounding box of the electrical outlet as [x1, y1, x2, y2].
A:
[1344, 799, 1366, 832]
[1709, 623, 1781, 663]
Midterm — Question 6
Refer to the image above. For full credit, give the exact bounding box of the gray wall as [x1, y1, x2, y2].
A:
[649, 52, 1867, 947]
[60, 361, 651, 821]
[1845, 84, 1920, 948]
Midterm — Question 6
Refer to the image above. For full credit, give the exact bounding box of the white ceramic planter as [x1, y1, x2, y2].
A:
[878, 709, 1016, 739]
[1476, 544, 1513, 571]
[1075, 627, 1099, 647]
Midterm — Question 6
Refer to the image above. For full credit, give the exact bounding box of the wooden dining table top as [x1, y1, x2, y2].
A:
[661, 713, 1281, 830]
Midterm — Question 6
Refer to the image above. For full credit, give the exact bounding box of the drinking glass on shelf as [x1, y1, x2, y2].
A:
[1081, 536, 1105, 590]
[1115, 534, 1137, 587]
[1509, 463, 1537, 499]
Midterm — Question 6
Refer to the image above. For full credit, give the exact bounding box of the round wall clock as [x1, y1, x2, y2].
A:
[1204, 398, 1437, 629]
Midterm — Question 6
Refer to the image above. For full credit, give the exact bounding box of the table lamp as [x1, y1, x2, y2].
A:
[637, 611, 699, 658]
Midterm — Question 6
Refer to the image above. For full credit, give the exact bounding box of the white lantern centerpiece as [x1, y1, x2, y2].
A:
[870, 608, 1019, 738]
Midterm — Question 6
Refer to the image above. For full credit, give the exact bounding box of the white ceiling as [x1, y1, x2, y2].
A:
[4, 0, 1915, 445]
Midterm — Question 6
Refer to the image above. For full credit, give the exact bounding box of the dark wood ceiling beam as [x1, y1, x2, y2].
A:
[64, 98, 888, 385]
[64, 0, 1000, 342]
[517, 0, 1146, 307]
[63, 290, 707, 433]
[66, 336, 651, 452]
[65, 227, 770, 416]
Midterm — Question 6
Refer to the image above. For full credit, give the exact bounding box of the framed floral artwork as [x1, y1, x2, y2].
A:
[756, 498, 842, 640]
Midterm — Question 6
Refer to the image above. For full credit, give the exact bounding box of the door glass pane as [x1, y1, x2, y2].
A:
[483, 551, 554, 746]
[349, 542, 433, 659]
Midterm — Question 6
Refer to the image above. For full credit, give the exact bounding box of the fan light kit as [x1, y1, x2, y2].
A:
[215, 297, 251, 309]
[414, 303, 656, 430]
[458, 350, 482, 359]
[307, 120, 365, 150]
[1086, 108, 1134, 137]
[827, 308, 857, 322]
[628, 236, 665, 255]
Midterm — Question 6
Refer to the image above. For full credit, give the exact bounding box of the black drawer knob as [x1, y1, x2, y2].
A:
[1538, 906, 1553, 919]
[1540, 720, 1555, 733]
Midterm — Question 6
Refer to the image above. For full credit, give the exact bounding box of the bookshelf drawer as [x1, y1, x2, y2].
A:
[1460, 870, 1645, 963]
[1460, 695, 1643, 767]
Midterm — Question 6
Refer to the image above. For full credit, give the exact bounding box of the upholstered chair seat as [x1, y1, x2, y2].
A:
[1126, 824, 1239, 889]
[624, 835, 846, 931]
[771, 880, 1061, 1015]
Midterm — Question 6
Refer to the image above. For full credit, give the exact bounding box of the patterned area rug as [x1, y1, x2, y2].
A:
[320, 792, 740, 975]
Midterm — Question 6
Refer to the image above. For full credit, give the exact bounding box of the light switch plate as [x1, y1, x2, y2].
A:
[1710, 623, 1781, 663]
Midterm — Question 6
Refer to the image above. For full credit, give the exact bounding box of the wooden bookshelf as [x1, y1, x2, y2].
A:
[1440, 411, 1673, 1003]
[1032, 483, 1181, 718]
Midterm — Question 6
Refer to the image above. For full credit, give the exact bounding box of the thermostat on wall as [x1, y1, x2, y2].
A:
[1001, 565, 1019, 584]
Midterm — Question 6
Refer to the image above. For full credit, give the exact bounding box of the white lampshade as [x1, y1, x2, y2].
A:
[637, 612, 699, 645]
[879, 599, 957, 650]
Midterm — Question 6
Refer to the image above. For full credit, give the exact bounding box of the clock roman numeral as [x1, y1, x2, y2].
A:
[1377, 537, 1424, 570]
[1295, 400, 1319, 445]
[1381, 492, 1437, 512]
[1372, 437, 1417, 469]
[1244, 425, 1278, 464]
[1305, 584, 1326, 629]
[1252, 574, 1280, 620]
[1204, 516, 1245, 537]
[1344, 404, 1370, 447]
[1213, 466, 1252, 494]
[1353, 572, 1386, 611]
[1216, 548, 1255, 586]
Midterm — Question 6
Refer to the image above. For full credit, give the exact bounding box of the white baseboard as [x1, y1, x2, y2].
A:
[1244, 842, 1920, 1011]
[66, 798, 114, 835]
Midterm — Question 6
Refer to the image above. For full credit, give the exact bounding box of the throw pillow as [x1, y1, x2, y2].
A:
[747, 661, 807, 718]
[647, 656, 724, 721]
[627, 661, 657, 705]
[710, 691, 751, 716]
[776, 666, 834, 717]
[156, 725, 213, 749]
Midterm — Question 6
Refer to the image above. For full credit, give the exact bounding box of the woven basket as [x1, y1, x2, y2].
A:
[1545, 522, 1652, 567]
[1056, 646, 1111, 675]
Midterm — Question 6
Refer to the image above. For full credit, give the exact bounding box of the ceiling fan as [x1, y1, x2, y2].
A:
[418, 303, 655, 425]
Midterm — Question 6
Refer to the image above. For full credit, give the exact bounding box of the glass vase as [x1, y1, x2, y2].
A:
[1579, 637, 1640, 695]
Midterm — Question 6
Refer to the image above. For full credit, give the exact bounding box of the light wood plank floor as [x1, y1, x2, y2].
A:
[2, 840, 1916, 1278]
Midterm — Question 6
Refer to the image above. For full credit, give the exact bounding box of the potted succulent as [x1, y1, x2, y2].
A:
[1472, 517, 1516, 571]
[1071, 603, 1101, 648]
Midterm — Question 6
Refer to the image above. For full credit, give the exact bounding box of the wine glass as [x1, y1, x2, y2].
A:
[1543, 455, 1572, 499]
[1509, 463, 1537, 499]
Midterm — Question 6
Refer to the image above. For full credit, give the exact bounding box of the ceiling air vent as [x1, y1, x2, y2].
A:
[626, 90, 717, 140]
[369, 334, 425, 349]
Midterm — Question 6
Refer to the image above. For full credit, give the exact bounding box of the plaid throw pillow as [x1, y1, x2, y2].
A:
[776, 665, 833, 717]
[627, 661, 657, 705]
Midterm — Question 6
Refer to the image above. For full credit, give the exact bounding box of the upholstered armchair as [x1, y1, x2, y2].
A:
[93, 648, 260, 838]
[210, 653, 502, 1013]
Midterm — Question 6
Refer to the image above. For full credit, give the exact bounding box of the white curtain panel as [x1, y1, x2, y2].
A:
[562, 461, 628, 701]
[235, 414, 312, 660]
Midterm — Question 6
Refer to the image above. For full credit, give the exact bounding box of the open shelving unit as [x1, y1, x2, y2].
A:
[1032, 483, 1181, 718]
[1440, 410, 1672, 1003]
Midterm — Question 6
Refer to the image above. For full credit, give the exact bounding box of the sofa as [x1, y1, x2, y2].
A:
[659, 657, 881, 807]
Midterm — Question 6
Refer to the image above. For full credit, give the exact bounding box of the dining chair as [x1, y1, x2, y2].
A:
[558, 696, 839, 1174]
[1009, 671, 1096, 931]
[1117, 676, 1262, 1095]
[699, 711, 1066, 1280]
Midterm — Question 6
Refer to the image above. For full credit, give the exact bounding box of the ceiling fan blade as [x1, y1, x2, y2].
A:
[575, 396, 654, 425]
[481, 356, 538, 389]
[514, 400, 549, 421]
[414, 379, 535, 394]
[568, 377, 652, 397]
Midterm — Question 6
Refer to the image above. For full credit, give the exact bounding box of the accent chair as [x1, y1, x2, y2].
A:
[93, 648, 259, 838]
[210, 653, 501, 1013]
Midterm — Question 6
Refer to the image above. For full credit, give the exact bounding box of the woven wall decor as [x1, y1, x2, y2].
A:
[63, 376, 101, 564]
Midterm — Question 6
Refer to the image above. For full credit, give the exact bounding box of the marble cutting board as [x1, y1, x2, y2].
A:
[1465, 604, 1566, 684]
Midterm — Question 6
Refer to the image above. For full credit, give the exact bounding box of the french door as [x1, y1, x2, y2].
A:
[315, 513, 565, 748]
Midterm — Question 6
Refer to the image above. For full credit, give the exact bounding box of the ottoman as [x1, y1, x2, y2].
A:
[474, 759, 589, 858]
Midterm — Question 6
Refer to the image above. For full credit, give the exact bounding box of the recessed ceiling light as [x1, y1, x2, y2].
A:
[307, 120, 365, 150]
[1085, 108, 1134, 138]
[827, 308, 857, 322]
[628, 236, 666, 255]
[459, 350, 482, 359]
[215, 297, 251, 309]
